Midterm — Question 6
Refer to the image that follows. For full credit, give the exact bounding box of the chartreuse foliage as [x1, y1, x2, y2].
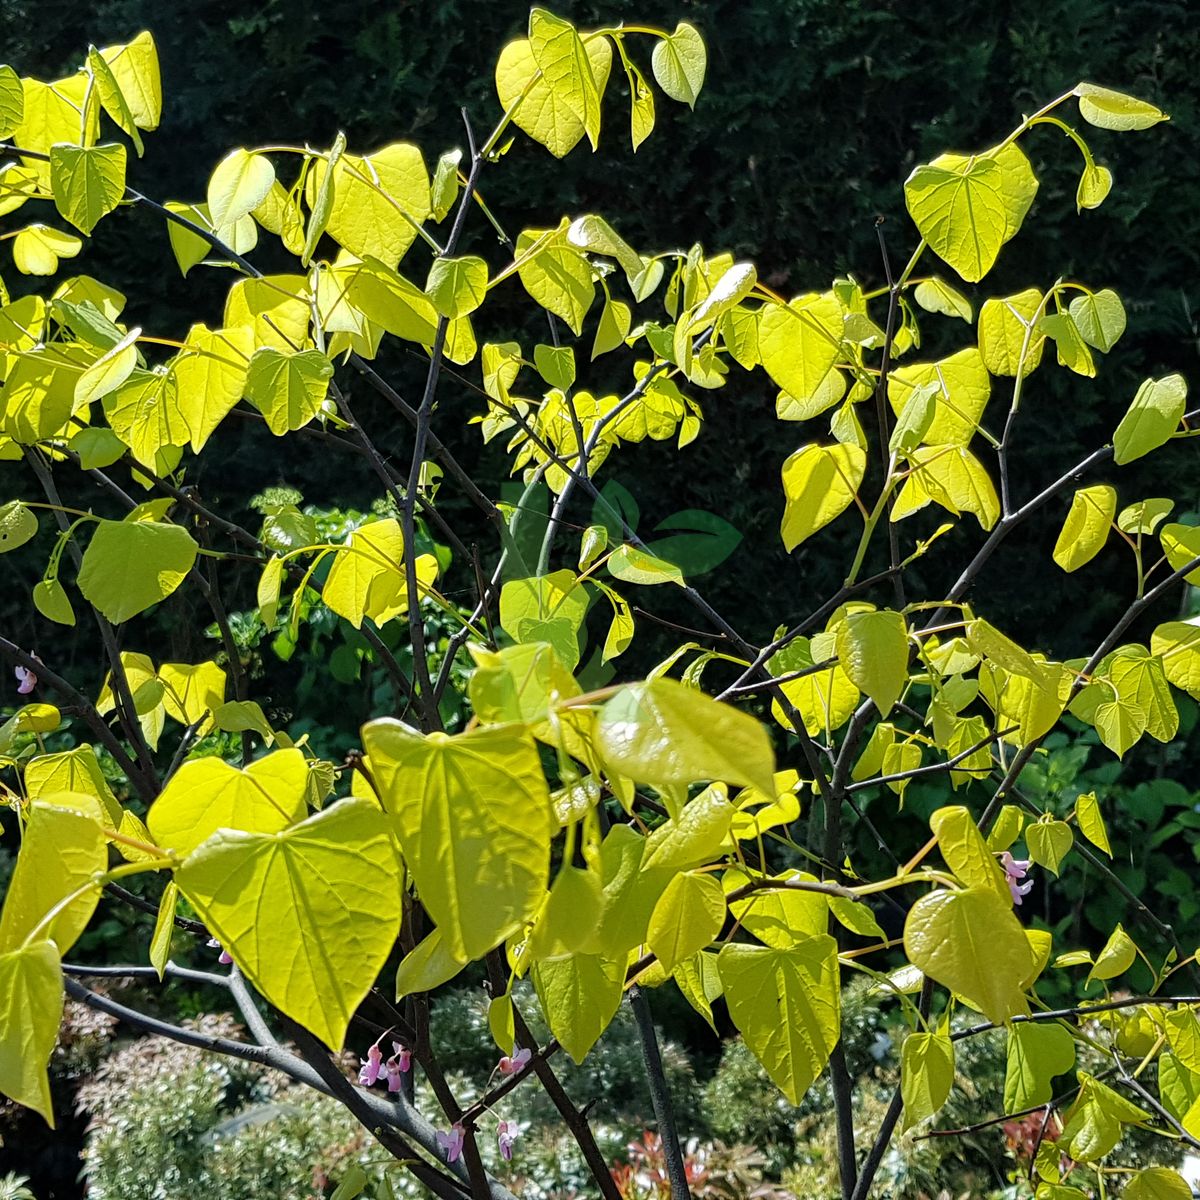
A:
[0, 14, 1195, 1200]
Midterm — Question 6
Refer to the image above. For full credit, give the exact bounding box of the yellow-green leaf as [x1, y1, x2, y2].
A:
[1151, 618, 1200, 698]
[593, 296, 632, 358]
[1077, 161, 1113, 210]
[430, 149, 461, 222]
[888, 347, 990, 447]
[1069, 289, 1126, 353]
[74, 326, 140, 406]
[1059, 1071, 1150, 1161]
[780, 443, 865, 552]
[323, 518, 437, 629]
[912, 277, 972, 323]
[158, 660, 226, 730]
[315, 144, 431, 270]
[77, 518, 198, 624]
[1074, 83, 1168, 132]
[495, 33, 612, 159]
[1075, 792, 1111, 857]
[1160, 524, 1200, 586]
[0, 803, 106, 954]
[1125, 1168, 1192, 1200]
[25, 745, 120, 827]
[532, 952, 624, 1062]
[904, 887, 1031, 1025]
[904, 154, 1008, 283]
[725, 867, 827, 949]
[1027, 819, 1073, 876]
[1040, 311, 1095, 377]
[12, 224, 83, 276]
[426, 254, 488, 319]
[49, 143, 126, 236]
[172, 324, 254, 453]
[148, 750, 307, 857]
[977, 288, 1045, 377]
[102, 366, 190, 468]
[673, 952, 722, 1032]
[0, 66, 23, 140]
[1113, 374, 1188, 465]
[608, 544, 684, 587]
[394, 927, 467, 1000]
[718, 938, 840, 1105]
[98, 32, 161, 131]
[177, 797, 402, 1050]
[0, 941, 63, 1126]
[529, 10, 603, 150]
[597, 678, 777, 798]
[835, 608, 908, 717]
[647, 871, 725, 972]
[32, 579, 75, 627]
[1087, 923, 1137, 984]
[488, 992, 515, 1054]
[930, 806, 1010, 903]
[362, 720, 554, 961]
[0, 501, 37, 554]
[515, 226, 595, 334]
[900, 444, 999, 530]
[901, 1031, 955, 1130]
[758, 293, 842, 407]
[651, 22, 706, 108]
[1053, 485, 1116, 572]
[207, 148, 276, 229]
[245, 348, 334, 436]
[1004, 1021, 1075, 1110]
[150, 881, 177, 980]
[1119, 498, 1173, 536]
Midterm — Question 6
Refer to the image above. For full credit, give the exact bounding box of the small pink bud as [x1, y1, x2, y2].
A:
[498, 1046, 532, 1076]
[206, 937, 233, 965]
[15, 665, 36, 695]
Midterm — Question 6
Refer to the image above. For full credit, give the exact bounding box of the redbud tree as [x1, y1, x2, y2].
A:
[0, 12, 1195, 1200]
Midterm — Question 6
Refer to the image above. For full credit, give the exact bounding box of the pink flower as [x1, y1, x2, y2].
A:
[207, 937, 233, 965]
[498, 1046, 532, 1076]
[15, 665, 36, 695]
[436, 1123, 465, 1163]
[497, 1119, 517, 1162]
[1001, 851, 1034, 906]
[358, 1042, 384, 1087]
[385, 1044, 411, 1092]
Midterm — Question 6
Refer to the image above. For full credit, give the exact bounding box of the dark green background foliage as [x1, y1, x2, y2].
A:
[2, 0, 1196, 661]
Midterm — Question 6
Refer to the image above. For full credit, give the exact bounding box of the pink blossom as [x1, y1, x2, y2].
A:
[384, 1043, 412, 1091]
[497, 1119, 517, 1162]
[1001, 851, 1034, 906]
[498, 1046, 532, 1076]
[15, 665, 36, 695]
[436, 1123, 465, 1163]
[358, 1042, 384, 1087]
[206, 937, 233, 965]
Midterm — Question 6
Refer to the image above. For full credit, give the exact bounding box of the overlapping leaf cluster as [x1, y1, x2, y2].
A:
[0, 14, 1197, 1200]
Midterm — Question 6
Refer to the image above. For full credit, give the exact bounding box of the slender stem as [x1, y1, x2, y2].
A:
[23, 448, 160, 801]
[872, 219, 905, 609]
[401, 131, 485, 730]
[629, 985, 691, 1200]
[849, 976, 933, 1200]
